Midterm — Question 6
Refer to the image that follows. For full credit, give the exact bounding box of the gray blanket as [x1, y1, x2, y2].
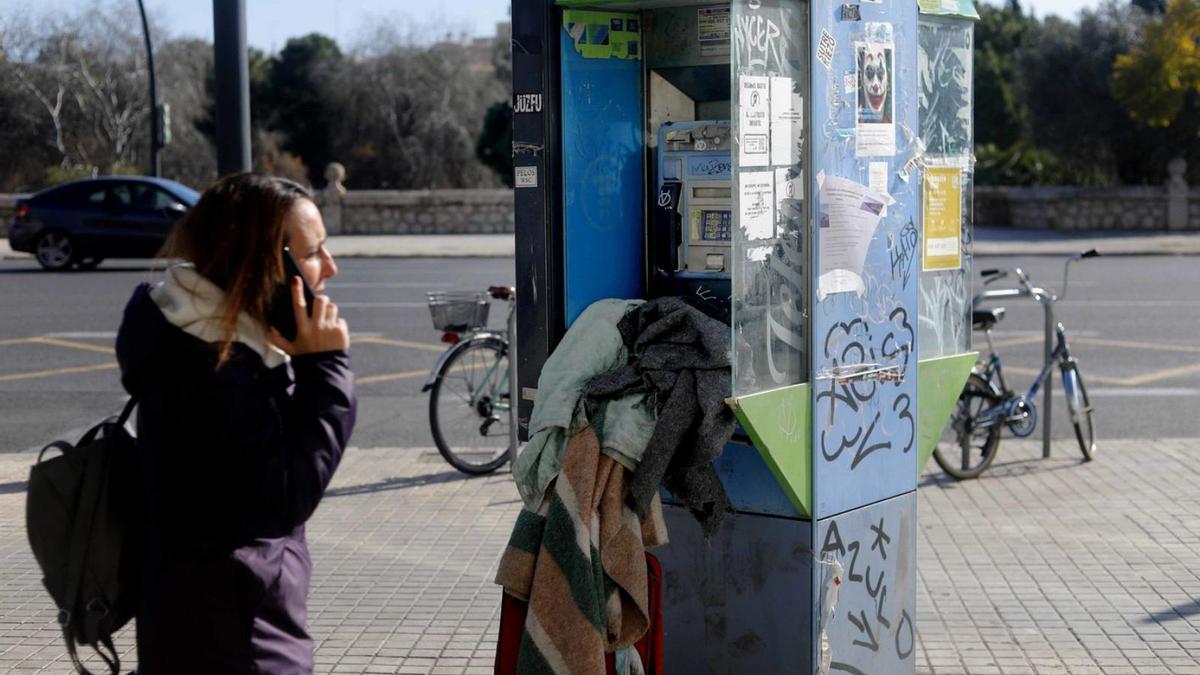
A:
[583, 297, 734, 537]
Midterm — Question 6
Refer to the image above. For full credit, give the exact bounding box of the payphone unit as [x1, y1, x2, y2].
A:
[651, 120, 733, 313]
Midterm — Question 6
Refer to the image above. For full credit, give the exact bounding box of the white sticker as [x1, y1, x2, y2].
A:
[738, 76, 771, 167]
[816, 29, 837, 71]
[515, 166, 537, 188]
[943, 0, 961, 10]
[770, 77, 803, 166]
[844, 73, 858, 95]
[739, 171, 775, 240]
[868, 161, 892, 216]
[776, 167, 802, 222]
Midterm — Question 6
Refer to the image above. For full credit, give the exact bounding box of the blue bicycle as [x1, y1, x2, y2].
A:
[933, 250, 1099, 479]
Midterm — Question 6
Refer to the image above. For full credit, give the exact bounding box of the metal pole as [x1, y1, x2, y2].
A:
[136, 0, 160, 177]
[213, 0, 252, 175]
[508, 297, 521, 466]
[1043, 302, 1053, 458]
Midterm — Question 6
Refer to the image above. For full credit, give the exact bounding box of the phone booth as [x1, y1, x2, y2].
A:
[510, 0, 978, 670]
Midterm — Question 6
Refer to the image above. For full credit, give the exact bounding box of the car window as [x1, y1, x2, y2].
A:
[153, 188, 184, 210]
[110, 184, 133, 207]
[84, 188, 107, 206]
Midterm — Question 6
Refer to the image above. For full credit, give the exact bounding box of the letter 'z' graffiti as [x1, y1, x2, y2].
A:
[817, 309, 915, 469]
[822, 518, 915, 669]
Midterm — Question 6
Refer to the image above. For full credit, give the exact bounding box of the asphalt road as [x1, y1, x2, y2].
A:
[0, 253, 1194, 455]
[0, 257, 515, 453]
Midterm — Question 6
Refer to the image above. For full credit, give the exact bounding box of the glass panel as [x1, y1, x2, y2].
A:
[917, 17, 973, 358]
[731, 0, 810, 397]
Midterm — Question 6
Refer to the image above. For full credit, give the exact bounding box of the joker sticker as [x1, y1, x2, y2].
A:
[855, 30, 896, 157]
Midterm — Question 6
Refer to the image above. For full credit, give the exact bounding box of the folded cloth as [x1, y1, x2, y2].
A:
[513, 299, 654, 510]
[496, 425, 667, 675]
[583, 297, 735, 537]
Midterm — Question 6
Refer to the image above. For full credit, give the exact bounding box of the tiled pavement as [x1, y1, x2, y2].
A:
[1, 438, 1198, 674]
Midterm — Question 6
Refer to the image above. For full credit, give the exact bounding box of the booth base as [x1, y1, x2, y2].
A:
[657, 504, 812, 674]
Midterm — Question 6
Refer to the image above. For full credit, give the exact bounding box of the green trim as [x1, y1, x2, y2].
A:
[916, 352, 978, 476]
[918, 0, 980, 20]
[562, 9, 643, 60]
[729, 383, 812, 517]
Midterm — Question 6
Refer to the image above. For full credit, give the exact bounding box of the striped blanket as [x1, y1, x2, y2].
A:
[496, 424, 667, 674]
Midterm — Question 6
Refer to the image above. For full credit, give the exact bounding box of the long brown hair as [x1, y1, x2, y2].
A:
[161, 172, 312, 364]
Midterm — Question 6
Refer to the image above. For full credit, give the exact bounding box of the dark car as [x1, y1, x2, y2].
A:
[8, 176, 200, 271]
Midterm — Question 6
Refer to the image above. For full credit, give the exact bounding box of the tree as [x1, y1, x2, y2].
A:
[1016, 2, 1151, 183]
[0, 3, 157, 186]
[476, 24, 513, 187]
[1112, 0, 1200, 128]
[973, 0, 1036, 150]
[476, 101, 513, 187]
[326, 25, 508, 190]
[264, 34, 342, 186]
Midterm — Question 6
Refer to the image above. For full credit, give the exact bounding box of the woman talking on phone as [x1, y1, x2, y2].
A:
[115, 172, 356, 674]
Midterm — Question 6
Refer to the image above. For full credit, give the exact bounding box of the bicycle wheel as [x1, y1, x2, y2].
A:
[933, 373, 1003, 480]
[1061, 362, 1096, 461]
[428, 336, 512, 475]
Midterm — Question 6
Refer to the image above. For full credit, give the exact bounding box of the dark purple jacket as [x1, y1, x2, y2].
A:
[115, 283, 356, 674]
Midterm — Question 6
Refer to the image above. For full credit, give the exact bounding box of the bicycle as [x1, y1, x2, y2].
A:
[422, 286, 517, 475]
[933, 250, 1099, 480]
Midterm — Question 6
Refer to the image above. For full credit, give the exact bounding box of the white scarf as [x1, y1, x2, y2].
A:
[149, 264, 290, 368]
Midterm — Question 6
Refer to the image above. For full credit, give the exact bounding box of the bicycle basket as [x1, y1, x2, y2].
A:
[427, 292, 490, 332]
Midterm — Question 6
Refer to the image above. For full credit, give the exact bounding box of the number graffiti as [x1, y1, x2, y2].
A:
[817, 308, 915, 469]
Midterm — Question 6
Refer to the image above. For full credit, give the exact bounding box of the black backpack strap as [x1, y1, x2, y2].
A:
[61, 634, 119, 675]
[78, 397, 139, 447]
[38, 440, 75, 463]
[115, 396, 138, 427]
[58, 437, 108, 673]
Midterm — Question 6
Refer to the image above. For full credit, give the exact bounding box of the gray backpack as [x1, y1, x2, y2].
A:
[26, 398, 140, 675]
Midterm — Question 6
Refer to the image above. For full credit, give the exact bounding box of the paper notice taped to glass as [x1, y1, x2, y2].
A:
[770, 77, 803, 166]
[817, 175, 886, 300]
[740, 171, 774, 240]
[739, 76, 770, 167]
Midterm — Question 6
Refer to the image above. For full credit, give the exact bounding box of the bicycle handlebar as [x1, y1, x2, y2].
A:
[976, 250, 1098, 306]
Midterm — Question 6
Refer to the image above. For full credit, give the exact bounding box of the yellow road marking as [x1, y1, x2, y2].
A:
[1004, 362, 1200, 386]
[1073, 336, 1200, 355]
[1001, 365, 1128, 386]
[352, 336, 445, 353]
[1120, 362, 1200, 386]
[0, 337, 37, 346]
[0, 362, 118, 383]
[28, 336, 115, 355]
[357, 369, 430, 384]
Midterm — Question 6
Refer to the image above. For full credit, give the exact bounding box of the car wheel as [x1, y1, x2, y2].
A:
[35, 231, 76, 271]
[76, 257, 103, 270]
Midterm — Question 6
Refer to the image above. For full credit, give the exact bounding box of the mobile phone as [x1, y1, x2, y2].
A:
[267, 246, 315, 341]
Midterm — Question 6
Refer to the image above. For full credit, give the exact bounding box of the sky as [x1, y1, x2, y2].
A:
[1, 0, 1105, 53]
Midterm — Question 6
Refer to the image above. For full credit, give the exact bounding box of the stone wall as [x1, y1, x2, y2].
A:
[321, 189, 514, 235]
[975, 186, 1200, 231]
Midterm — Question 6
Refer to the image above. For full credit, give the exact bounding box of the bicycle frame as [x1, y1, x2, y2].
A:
[974, 322, 1073, 431]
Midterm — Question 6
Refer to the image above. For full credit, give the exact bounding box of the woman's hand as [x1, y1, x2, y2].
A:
[268, 277, 351, 355]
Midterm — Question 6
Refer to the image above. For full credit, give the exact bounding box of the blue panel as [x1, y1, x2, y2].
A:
[561, 28, 645, 326]
[661, 440, 803, 519]
[658, 505, 812, 674]
[812, 493, 917, 675]
[810, 0, 920, 519]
